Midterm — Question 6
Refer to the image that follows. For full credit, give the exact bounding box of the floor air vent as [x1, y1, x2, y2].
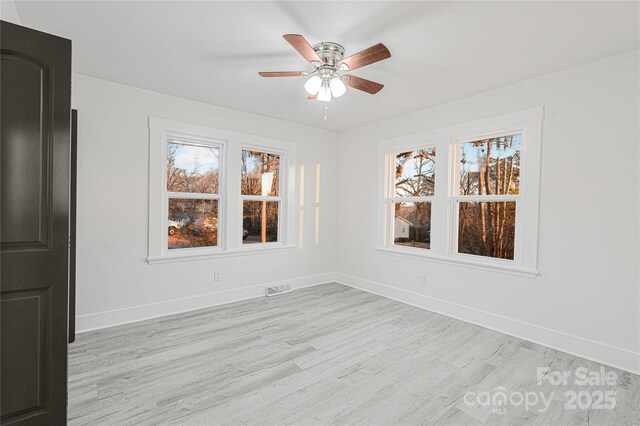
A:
[265, 283, 292, 297]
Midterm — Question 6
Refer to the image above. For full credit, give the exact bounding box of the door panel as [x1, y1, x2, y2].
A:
[0, 21, 71, 425]
[0, 289, 49, 416]
[0, 53, 51, 250]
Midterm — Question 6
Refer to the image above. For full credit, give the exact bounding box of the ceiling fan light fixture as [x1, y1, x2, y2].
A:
[259, 35, 391, 113]
[304, 75, 322, 95]
[317, 84, 332, 102]
[330, 77, 346, 97]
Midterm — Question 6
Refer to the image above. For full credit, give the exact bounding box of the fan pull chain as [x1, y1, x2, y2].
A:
[324, 102, 328, 121]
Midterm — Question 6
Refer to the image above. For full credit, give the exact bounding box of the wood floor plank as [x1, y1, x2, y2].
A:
[68, 283, 640, 425]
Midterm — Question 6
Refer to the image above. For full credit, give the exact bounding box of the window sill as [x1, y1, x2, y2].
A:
[374, 247, 538, 278]
[147, 245, 295, 264]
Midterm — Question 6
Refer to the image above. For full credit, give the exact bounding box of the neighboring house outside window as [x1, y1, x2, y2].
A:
[394, 216, 412, 242]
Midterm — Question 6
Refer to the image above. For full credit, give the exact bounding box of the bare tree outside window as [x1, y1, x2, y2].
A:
[393, 148, 435, 249]
[241, 150, 281, 244]
[241, 150, 280, 196]
[242, 201, 279, 243]
[167, 142, 219, 193]
[458, 134, 520, 259]
[395, 148, 436, 197]
[166, 140, 220, 249]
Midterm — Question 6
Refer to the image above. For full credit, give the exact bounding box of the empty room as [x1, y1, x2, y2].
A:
[1, 1, 639, 425]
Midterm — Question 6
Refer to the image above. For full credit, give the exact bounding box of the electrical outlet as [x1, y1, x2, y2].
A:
[213, 270, 221, 282]
[418, 275, 427, 286]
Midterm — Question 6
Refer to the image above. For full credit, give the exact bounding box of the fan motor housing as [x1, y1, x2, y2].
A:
[312, 42, 345, 67]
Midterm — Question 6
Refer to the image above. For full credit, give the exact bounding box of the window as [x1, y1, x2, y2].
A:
[166, 139, 221, 250]
[148, 118, 297, 263]
[377, 107, 543, 277]
[241, 150, 281, 244]
[391, 148, 436, 250]
[455, 134, 520, 260]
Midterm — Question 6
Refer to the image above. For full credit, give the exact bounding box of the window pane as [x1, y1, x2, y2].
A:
[394, 202, 431, 249]
[395, 148, 436, 197]
[241, 150, 280, 196]
[243, 200, 278, 244]
[167, 140, 219, 194]
[168, 199, 218, 249]
[459, 134, 521, 195]
[458, 201, 515, 260]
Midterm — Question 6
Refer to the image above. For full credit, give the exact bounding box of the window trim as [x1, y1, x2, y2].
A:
[385, 145, 437, 253]
[164, 137, 225, 256]
[148, 117, 297, 264]
[377, 107, 543, 278]
[450, 128, 524, 264]
[239, 146, 286, 248]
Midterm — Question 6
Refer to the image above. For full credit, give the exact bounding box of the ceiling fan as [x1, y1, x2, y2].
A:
[259, 34, 391, 103]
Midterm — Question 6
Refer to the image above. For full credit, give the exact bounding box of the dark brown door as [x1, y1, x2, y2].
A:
[1, 21, 72, 425]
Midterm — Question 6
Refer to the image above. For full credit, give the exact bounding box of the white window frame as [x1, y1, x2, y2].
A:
[376, 107, 543, 278]
[450, 129, 524, 267]
[384, 144, 437, 256]
[148, 117, 296, 264]
[164, 136, 225, 256]
[238, 146, 286, 250]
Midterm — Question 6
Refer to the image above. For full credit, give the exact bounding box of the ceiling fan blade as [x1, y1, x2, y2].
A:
[283, 34, 323, 63]
[338, 43, 391, 71]
[258, 71, 303, 77]
[344, 75, 384, 94]
[307, 94, 317, 100]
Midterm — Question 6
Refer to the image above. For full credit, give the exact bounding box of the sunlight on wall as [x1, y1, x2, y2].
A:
[315, 164, 321, 244]
[299, 165, 305, 248]
[299, 210, 304, 248]
[315, 164, 321, 204]
[299, 165, 305, 207]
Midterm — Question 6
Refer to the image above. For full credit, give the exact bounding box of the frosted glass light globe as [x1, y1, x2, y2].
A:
[304, 76, 322, 95]
[330, 77, 346, 97]
[317, 85, 332, 102]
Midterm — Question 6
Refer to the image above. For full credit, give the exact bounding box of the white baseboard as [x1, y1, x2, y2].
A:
[76, 272, 335, 333]
[335, 272, 640, 375]
[76, 270, 639, 375]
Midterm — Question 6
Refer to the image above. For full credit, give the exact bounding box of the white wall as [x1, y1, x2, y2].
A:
[72, 51, 639, 373]
[72, 74, 338, 330]
[0, 0, 22, 25]
[335, 50, 640, 373]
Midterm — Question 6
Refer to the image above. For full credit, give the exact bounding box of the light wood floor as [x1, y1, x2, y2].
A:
[69, 283, 640, 425]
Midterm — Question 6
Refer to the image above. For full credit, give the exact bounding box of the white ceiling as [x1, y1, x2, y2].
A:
[13, 1, 640, 131]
